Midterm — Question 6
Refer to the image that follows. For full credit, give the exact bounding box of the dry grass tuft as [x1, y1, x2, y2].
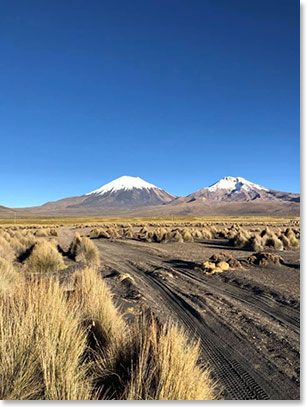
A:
[0, 258, 19, 294]
[201, 228, 212, 240]
[71, 267, 125, 351]
[264, 234, 284, 251]
[181, 230, 194, 243]
[0, 276, 92, 400]
[34, 229, 50, 237]
[24, 240, 65, 273]
[247, 252, 284, 266]
[229, 231, 250, 249]
[69, 234, 101, 267]
[249, 235, 264, 252]
[98, 315, 218, 400]
[0, 236, 15, 262]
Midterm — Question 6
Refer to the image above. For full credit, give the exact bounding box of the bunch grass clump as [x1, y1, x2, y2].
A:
[71, 267, 125, 352]
[0, 258, 19, 294]
[0, 236, 15, 262]
[94, 314, 217, 400]
[24, 240, 65, 273]
[69, 234, 100, 267]
[0, 264, 219, 400]
[181, 229, 194, 243]
[0, 276, 92, 400]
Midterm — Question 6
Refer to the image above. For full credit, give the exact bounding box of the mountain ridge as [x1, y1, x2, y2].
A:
[1, 175, 300, 217]
[182, 176, 300, 203]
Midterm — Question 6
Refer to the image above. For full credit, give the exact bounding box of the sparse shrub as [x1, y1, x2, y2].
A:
[49, 228, 58, 236]
[69, 234, 100, 267]
[152, 228, 167, 243]
[229, 231, 250, 249]
[286, 230, 299, 247]
[35, 229, 49, 237]
[89, 228, 102, 238]
[264, 234, 284, 251]
[0, 237, 15, 262]
[210, 226, 218, 238]
[123, 228, 134, 239]
[202, 229, 212, 240]
[202, 261, 218, 273]
[279, 234, 291, 250]
[182, 230, 194, 243]
[106, 228, 120, 239]
[97, 315, 217, 400]
[0, 277, 91, 400]
[71, 267, 125, 352]
[217, 228, 229, 238]
[139, 226, 149, 235]
[7, 237, 26, 257]
[260, 227, 273, 238]
[247, 252, 284, 266]
[192, 229, 203, 239]
[250, 235, 264, 252]
[0, 258, 19, 294]
[25, 240, 65, 273]
[169, 230, 184, 243]
[209, 252, 242, 269]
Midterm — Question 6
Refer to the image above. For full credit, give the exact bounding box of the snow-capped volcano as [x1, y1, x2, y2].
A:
[70, 176, 175, 208]
[207, 176, 268, 193]
[86, 176, 161, 196]
[185, 176, 299, 202]
[37, 174, 299, 215]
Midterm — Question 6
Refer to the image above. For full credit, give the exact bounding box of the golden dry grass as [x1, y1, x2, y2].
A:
[97, 315, 218, 400]
[71, 267, 125, 351]
[69, 234, 101, 267]
[0, 276, 92, 400]
[0, 265, 218, 400]
[0, 258, 19, 294]
[0, 236, 15, 262]
[24, 240, 65, 273]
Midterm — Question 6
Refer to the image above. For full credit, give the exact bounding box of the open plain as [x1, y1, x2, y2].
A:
[0, 217, 300, 400]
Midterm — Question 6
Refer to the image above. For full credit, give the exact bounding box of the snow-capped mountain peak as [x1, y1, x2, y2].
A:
[207, 176, 269, 193]
[185, 176, 283, 202]
[86, 176, 161, 196]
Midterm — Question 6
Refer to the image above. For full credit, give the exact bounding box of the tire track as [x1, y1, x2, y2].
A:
[95, 239, 299, 400]
[126, 261, 274, 400]
[170, 267, 300, 335]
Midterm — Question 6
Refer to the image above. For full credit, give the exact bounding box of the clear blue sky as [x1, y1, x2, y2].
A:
[1, 0, 299, 207]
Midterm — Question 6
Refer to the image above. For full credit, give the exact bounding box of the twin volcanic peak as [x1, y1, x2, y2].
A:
[40, 175, 299, 212]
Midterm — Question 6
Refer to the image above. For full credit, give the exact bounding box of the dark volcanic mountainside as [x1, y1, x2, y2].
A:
[76, 175, 175, 208]
[72, 187, 174, 208]
[41, 176, 175, 211]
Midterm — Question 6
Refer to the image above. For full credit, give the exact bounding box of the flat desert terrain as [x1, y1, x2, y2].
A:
[0, 218, 300, 400]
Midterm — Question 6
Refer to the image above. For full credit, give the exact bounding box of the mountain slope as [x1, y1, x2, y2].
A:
[40, 176, 175, 211]
[184, 176, 300, 203]
[5, 175, 299, 218]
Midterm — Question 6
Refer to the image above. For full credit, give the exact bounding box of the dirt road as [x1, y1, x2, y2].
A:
[58, 229, 300, 400]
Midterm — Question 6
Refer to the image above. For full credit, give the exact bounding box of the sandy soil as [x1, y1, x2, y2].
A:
[57, 227, 300, 400]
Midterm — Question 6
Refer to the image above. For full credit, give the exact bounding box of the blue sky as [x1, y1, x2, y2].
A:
[1, 0, 299, 207]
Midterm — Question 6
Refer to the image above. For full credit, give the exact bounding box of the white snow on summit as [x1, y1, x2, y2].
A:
[207, 176, 268, 193]
[86, 176, 161, 196]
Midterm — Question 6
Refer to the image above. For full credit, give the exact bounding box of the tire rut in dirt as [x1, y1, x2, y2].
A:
[95, 241, 297, 399]
[127, 263, 275, 400]
[171, 267, 300, 335]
